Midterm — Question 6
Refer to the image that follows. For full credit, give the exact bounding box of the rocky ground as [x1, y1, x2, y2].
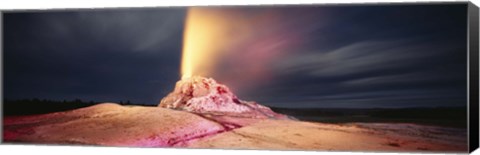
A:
[3, 103, 467, 152]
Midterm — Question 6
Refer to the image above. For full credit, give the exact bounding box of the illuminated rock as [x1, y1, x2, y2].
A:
[159, 76, 289, 119]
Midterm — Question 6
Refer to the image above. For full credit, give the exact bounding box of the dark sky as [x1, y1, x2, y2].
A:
[3, 4, 468, 108]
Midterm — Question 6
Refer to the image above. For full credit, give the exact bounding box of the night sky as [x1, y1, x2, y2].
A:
[3, 4, 468, 108]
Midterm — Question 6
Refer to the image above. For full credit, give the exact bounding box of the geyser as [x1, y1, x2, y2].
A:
[181, 8, 228, 79]
[180, 8, 253, 79]
[171, 8, 289, 119]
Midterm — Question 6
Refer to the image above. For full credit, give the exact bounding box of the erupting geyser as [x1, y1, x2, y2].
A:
[180, 8, 254, 79]
[161, 8, 289, 119]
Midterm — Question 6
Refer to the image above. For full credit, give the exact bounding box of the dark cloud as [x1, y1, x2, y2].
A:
[233, 4, 467, 108]
[3, 5, 468, 108]
[4, 8, 187, 104]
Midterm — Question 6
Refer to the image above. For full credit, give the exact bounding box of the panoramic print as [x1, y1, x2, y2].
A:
[3, 4, 469, 152]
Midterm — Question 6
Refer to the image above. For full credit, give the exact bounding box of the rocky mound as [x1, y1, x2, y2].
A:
[159, 76, 289, 119]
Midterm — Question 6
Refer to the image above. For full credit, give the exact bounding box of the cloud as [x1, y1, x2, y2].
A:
[4, 6, 467, 108]
[274, 39, 457, 77]
[259, 37, 466, 108]
[4, 9, 187, 104]
[35, 9, 186, 53]
[341, 71, 460, 86]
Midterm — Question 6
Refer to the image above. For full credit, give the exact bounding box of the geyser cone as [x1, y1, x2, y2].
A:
[159, 76, 289, 119]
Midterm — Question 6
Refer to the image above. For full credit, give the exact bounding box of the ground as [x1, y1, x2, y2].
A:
[3, 103, 468, 153]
